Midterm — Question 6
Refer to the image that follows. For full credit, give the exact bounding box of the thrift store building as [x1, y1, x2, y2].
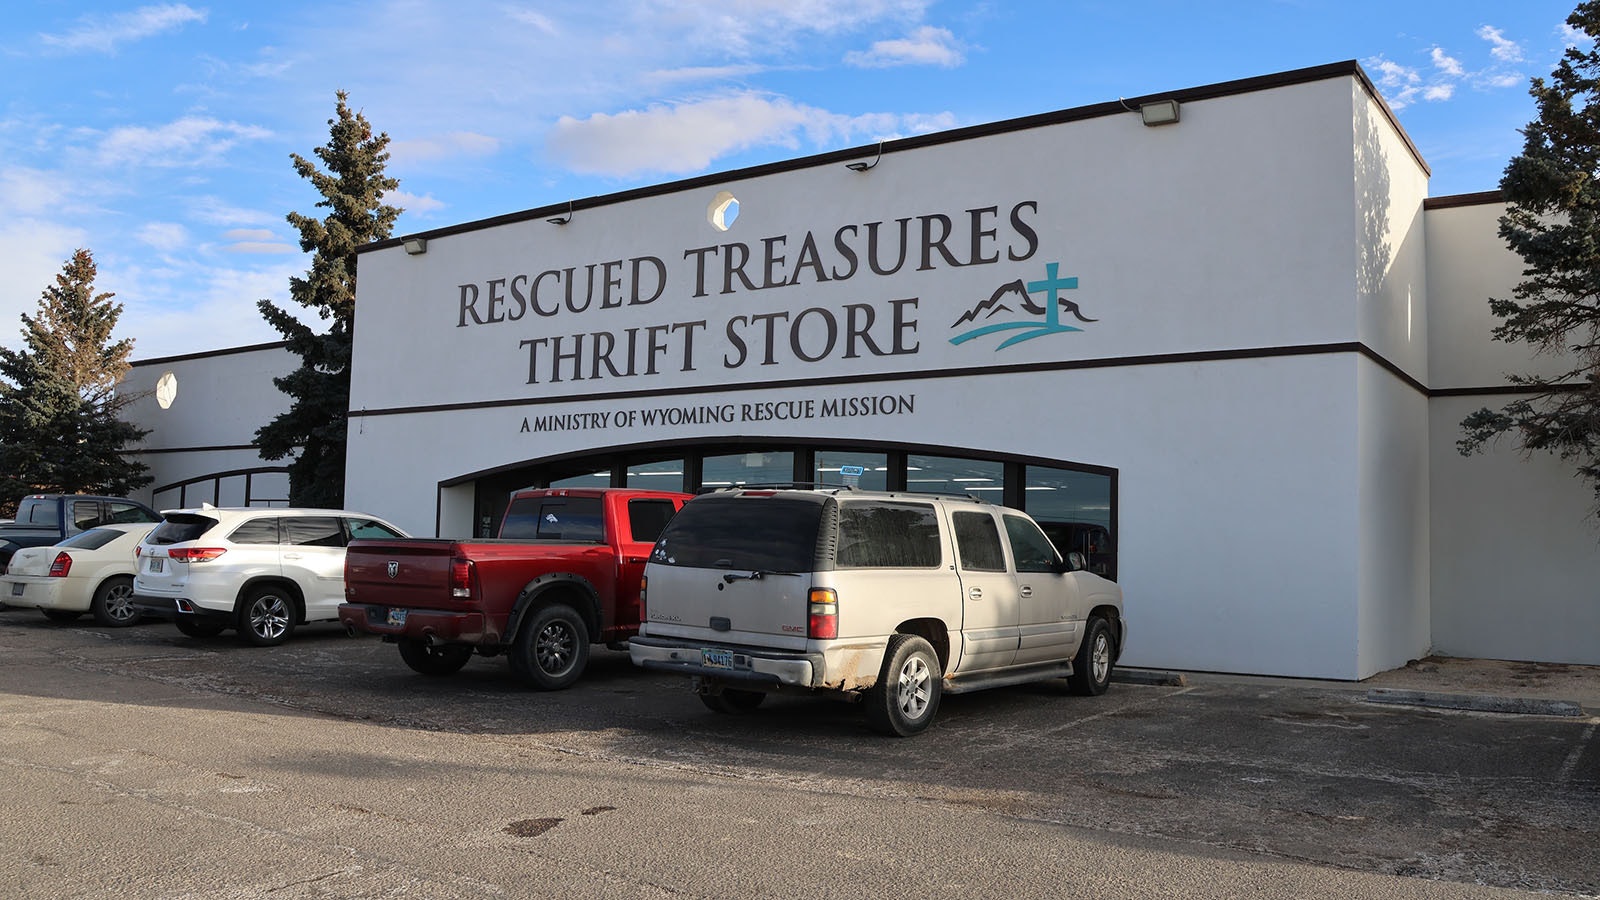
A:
[121, 61, 1600, 680]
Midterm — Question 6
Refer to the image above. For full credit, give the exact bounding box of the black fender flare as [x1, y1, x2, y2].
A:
[505, 573, 601, 646]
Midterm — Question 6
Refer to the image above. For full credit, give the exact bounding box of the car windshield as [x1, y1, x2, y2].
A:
[56, 528, 132, 551]
[651, 496, 822, 571]
[145, 513, 218, 545]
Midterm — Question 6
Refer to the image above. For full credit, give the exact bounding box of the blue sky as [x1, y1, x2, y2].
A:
[0, 1, 1586, 360]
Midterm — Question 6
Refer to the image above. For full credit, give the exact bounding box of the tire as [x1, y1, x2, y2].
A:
[41, 609, 82, 624]
[699, 688, 767, 714]
[397, 638, 473, 676]
[175, 616, 227, 638]
[90, 577, 139, 627]
[1068, 616, 1115, 696]
[237, 586, 296, 647]
[864, 634, 942, 737]
[509, 604, 590, 691]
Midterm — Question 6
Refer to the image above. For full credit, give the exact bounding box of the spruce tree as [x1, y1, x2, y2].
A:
[1459, 1, 1600, 515]
[0, 249, 150, 516]
[256, 91, 401, 508]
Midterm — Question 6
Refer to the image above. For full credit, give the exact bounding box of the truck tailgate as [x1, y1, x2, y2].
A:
[345, 539, 460, 610]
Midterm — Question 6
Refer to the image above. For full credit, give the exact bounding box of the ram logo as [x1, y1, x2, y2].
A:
[386, 561, 399, 579]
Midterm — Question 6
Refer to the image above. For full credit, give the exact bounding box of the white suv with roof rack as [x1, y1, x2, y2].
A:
[629, 487, 1126, 736]
[131, 506, 407, 646]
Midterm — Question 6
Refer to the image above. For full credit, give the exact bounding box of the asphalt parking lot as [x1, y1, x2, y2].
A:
[1, 610, 1596, 898]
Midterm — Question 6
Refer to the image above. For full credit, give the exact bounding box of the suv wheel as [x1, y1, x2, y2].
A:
[1067, 616, 1114, 696]
[398, 638, 473, 676]
[237, 586, 296, 647]
[90, 576, 139, 627]
[510, 604, 589, 691]
[864, 634, 942, 737]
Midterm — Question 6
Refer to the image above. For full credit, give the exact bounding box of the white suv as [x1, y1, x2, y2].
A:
[629, 488, 1126, 736]
[131, 507, 407, 646]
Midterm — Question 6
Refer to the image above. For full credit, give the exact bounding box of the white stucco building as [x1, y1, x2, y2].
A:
[120, 61, 1600, 680]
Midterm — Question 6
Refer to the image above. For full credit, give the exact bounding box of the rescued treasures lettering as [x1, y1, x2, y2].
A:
[451, 202, 1040, 385]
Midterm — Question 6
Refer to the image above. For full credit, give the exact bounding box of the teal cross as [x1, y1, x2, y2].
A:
[1027, 262, 1079, 328]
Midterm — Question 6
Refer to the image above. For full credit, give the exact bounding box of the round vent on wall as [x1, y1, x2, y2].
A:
[155, 371, 178, 410]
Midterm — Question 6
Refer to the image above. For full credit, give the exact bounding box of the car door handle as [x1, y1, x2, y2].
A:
[969, 587, 983, 600]
[283, 553, 301, 560]
[1020, 586, 1033, 598]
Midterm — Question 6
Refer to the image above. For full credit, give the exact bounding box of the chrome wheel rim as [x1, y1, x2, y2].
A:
[1092, 632, 1111, 683]
[896, 655, 932, 720]
[536, 622, 575, 674]
[105, 583, 136, 623]
[249, 596, 290, 639]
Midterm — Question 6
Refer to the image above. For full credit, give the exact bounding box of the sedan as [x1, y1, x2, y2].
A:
[1, 523, 151, 627]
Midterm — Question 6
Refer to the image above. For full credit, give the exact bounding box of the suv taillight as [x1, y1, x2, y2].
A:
[807, 588, 838, 640]
[168, 548, 227, 562]
[639, 574, 648, 618]
[451, 557, 474, 599]
[48, 552, 72, 578]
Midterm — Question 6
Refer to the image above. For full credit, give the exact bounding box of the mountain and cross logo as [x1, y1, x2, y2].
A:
[948, 261, 1097, 351]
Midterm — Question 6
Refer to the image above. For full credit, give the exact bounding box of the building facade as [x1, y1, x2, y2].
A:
[121, 62, 1600, 679]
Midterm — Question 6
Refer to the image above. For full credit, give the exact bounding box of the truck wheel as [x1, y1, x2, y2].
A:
[510, 604, 589, 691]
[90, 577, 139, 627]
[700, 688, 766, 714]
[42, 609, 82, 624]
[237, 586, 296, 647]
[175, 617, 226, 638]
[864, 634, 942, 737]
[1067, 616, 1114, 696]
[398, 638, 473, 676]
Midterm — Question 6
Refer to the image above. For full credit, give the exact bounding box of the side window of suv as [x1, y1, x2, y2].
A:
[1003, 514, 1060, 574]
[837, 501, 941, 568]
[284, 516, 345, 548]
[952, 511, 1006, 572]
[229, 517, 281, 544]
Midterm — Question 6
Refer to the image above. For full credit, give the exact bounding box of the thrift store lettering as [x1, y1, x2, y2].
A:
[452, 202, 1039, 385]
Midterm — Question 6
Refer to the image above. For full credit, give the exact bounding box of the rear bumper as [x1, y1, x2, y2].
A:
[1, 576, 81, 611]
[130, 595, 231, 622]
[338, 603, 489, 645]
[628, 634, 822, 688]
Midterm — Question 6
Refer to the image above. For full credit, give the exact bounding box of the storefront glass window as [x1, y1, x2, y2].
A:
[1025, 465, 1115, 580]
[905, 455, 1004, 497]
[813, 450, 888, 490]
[625, 459, 685, 492]
[701, 451, 794, 489]
[549, 470, 611, 489]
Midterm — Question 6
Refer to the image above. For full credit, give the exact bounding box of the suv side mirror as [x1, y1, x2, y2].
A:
[1061, 551, 1087, 572]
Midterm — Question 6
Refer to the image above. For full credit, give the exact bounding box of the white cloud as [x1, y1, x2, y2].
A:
[507, 9, 557, 34]
[0, 219, 90, 348]
[388, 131, 502, 165]
[225, 242, 299, 255]
[223, 229, 278, 242]
[114, 257, 310, 361]
[39, 4, 207, 54]
[96, 117, 273, 168]
[137, 222, 190, 252]
[1477, 25, 1524, 62]
[384, 190, 446, 215]
[844, 26, 963, 68]
[1560, 23, 1592, 47]
[644, 64, 769, 88]
[1485, 72, 1524, 89]
[187, 196, 283, 229]
[546, 92, 953, 176]
[1423, 84, 1455, 102]
[1430, 47, 1464, 77]
[0, 167, 70, 215]
[638, 0, 933, 55]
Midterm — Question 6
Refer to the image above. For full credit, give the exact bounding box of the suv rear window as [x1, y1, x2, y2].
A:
[652, 496, 821, 572]
[146, 514, 219, 545]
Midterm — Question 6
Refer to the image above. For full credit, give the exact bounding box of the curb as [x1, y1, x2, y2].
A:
[1112, 669, 1187, 687]
[1365, 687, 1584, 717]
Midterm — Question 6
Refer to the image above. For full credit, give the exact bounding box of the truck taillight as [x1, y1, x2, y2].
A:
[807, 588, 838, 640]
[451, 557, 473, 599]
[48, 552, 72, 578]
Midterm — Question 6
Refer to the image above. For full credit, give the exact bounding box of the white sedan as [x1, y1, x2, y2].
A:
[1, 523, 151, 627]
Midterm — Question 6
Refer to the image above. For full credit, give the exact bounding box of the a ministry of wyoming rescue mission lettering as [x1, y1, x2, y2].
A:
[453, 202, 1040, 384]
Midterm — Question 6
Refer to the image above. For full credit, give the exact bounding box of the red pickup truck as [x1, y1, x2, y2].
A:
[339, 488, 691, 689]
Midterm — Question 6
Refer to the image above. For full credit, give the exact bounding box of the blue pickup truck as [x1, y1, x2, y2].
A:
[0, 494, 161, 570]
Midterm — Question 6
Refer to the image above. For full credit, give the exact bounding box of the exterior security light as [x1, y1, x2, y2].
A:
[1140, 99, 1181, 126]
[402, 236, 428, 255]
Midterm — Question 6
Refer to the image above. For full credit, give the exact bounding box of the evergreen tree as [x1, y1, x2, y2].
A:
[257, 91, 401, 508]
[1459, 1, 1600, 515]
[0, 249, 150, 516]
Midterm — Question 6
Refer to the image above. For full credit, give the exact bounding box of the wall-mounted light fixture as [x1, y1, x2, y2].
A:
[846, 141, 883, 172]
[402, 236, 428, 255]
[1139, 99, 1181, 127]
[547, 200, 573, 225]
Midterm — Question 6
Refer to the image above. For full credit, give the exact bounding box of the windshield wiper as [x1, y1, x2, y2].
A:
[721, 569, 799, 583]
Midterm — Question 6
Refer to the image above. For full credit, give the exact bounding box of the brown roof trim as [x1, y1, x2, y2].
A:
[367, 60, 1425, 254]
[1424, 190, 1504, 210]
[130, 340, 289, 367]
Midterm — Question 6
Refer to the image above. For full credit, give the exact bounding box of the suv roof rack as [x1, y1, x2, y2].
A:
[695, 482, 859, 495]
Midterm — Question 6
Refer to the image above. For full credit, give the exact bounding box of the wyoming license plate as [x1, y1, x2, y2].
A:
[701, 648, 735, 669]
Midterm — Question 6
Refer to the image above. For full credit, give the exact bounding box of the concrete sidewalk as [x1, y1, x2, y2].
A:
[1123, 655, 1600, 717]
